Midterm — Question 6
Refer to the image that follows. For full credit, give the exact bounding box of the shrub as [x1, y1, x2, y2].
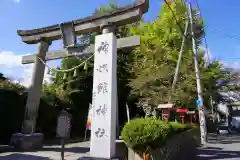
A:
[121, 117, 171, 152]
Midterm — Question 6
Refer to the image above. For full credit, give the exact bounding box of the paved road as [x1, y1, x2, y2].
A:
[196, 133, 240, 160]
[0, 141, 90, 160]
[1, 134, 240, 160]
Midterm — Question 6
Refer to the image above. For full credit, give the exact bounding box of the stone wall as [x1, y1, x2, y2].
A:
[128, 128, 200, 160]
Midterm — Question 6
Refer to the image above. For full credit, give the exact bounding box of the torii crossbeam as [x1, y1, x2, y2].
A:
[21, 36, 140, 64]
[17, 0, 148, 44]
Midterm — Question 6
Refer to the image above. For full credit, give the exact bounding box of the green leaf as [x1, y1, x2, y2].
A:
[63, 73, 67, 80]
[73, 69, 78, 78]
[84, 62, 88, 71]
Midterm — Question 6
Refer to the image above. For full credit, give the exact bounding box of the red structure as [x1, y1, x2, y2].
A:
[175, 108, 198, 124]
[158, 104, 173, 121]
[187, 111, 197, 124]
[176, 108, 189, 124]
[158, 104, 198, 124]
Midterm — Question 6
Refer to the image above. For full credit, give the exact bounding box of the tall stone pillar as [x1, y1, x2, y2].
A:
[11, 40, 51, 150]
[22, 40, 51, 134]
[90, 24, 117, 159]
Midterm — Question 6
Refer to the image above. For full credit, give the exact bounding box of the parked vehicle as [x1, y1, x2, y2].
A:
[215, 122, 230, 134]
[231, 116, 240, 132]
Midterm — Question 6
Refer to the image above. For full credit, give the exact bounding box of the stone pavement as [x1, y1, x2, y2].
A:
[0, 141, 90, 160]
[2, 134, 240, 160]
[196, 133, 240, 160]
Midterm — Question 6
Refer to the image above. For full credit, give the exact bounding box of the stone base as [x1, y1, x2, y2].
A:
[115, 139, 127, 160]
[10, 133, 44, 151]
[79, 140, 125, 160]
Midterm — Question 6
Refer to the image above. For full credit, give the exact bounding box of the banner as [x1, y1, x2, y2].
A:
[87, 103, 93, 130]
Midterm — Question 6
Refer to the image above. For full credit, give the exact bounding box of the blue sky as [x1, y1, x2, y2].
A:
[197, 0, 240, 68]
[0, 0, 239, 86]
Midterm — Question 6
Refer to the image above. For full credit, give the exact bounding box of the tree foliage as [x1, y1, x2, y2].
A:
[0, 73, 25, 92]
[128, 0, 202, 107]
[127, 0, 239, 112]
[42, 0, 240, 117]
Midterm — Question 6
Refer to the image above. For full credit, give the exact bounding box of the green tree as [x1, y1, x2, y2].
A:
[127, 0, 235, 113]
[128, 0, 202, 107]
[0, 74, 25, 92]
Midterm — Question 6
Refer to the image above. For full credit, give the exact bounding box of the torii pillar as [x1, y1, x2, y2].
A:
[22, 39, 51, 134]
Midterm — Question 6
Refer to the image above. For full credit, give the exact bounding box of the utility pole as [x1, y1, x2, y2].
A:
[187, 1, 207, 145]
[195, 0, 215, 124]
[210, 95, 215, 122]
[169, 18, 189, 102]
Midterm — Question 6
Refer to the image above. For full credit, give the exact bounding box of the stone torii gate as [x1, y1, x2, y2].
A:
[13, 0, 149, 159]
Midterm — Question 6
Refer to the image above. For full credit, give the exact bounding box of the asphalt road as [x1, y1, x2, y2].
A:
[196, 133, 240, 160]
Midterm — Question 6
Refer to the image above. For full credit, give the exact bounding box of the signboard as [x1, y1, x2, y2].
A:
[56, 110, 72, 138]
[196, 100, 200, 105]
[77, 34, 91, 47]
[176, 108, 189, 113]
[157, 104, 173, 109]
[187, 111, 196, 114]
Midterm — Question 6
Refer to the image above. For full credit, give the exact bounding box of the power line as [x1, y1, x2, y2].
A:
[194, 0, 210, 65]
[163, 0, 240, 41]
[163, 0, 185, 35]
[163, 0, 240, 67]
[192, 1, 240, 41]
[221, 57, 240, 60]
[208, 28, 240, 41]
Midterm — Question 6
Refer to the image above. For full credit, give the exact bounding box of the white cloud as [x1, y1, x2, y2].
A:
[199, 46, 214, 62]
[13, 0, 20, 4]
[0, 51, 59, 87]
[199, 46, 240, 70]
[222, 61, 240, 69]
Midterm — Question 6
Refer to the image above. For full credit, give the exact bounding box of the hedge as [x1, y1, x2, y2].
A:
[121, 117, 198, 153]
[121, 117, 171, 152]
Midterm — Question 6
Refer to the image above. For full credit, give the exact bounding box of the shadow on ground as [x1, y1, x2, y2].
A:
[43, 137, 86, 146]
[0, 153, 50, 160]
[207, 133, 240, 144]
[196, 147, 240, 160]
[0, 145, 89, 154]
[39, 146, 90, 153]
[0, 145, 14, 153]
[0, 146, 89, 160]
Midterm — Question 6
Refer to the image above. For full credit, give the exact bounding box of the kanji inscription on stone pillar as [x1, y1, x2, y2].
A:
[90, 33, 117, 159]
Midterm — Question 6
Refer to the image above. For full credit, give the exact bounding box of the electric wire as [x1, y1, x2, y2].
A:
[194, 0, 210, 65]
[208, 28, 240, 41]
[163, 0, 185, 36]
